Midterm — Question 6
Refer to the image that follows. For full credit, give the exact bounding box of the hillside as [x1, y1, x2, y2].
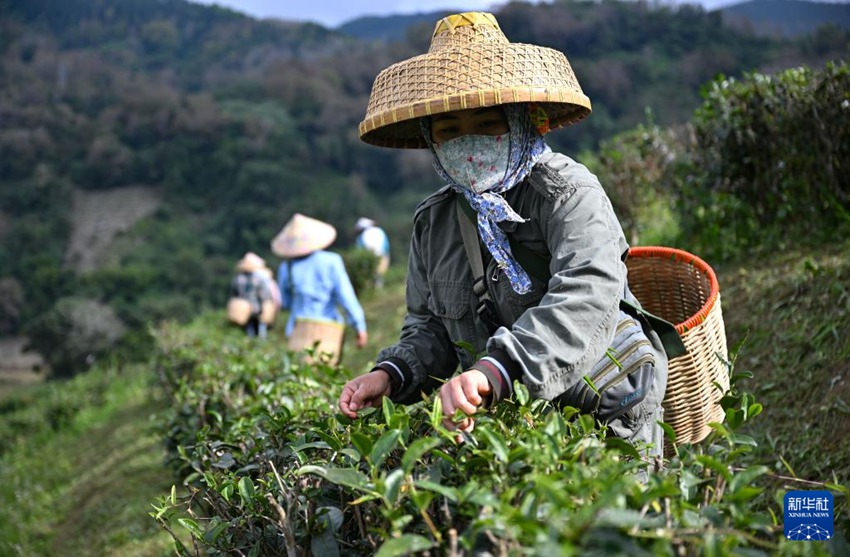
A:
[64, 186, 162, 272]
[722, 0, 850, 37]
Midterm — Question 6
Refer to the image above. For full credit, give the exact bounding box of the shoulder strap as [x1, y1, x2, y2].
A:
[455, 200, 486, 281]
[455, 197, 501, 334]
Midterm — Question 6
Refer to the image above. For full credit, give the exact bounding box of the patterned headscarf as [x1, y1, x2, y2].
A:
[422, 104, 549, 294]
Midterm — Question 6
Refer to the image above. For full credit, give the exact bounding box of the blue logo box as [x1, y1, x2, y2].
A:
[784, 490, 834, 541]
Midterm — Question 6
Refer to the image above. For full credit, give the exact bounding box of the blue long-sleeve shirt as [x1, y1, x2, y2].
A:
[277, 250, 367, 337]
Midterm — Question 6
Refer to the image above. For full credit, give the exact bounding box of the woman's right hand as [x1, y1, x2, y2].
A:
[338, 370, 392, 419]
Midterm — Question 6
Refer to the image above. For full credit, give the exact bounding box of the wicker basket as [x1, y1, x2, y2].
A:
[626, 246, 729, 446]
[288, 317, 345, 366]
[226, 297, 252, 326]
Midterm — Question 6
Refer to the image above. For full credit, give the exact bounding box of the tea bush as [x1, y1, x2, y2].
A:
[672, 61, 850, 261]
[341, 248, 381, 296]
[151, 319, 847, 556]
[588, 61, 850, 263]
[584, 116, 688, 246]
[23, 296, 127, 378]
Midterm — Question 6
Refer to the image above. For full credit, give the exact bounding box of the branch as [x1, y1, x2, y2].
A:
[730, 467, 835, 488]
[266, 494, 298, 557]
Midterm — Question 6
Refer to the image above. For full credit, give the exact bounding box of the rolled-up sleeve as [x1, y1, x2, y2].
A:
[488, 182, 626, 401]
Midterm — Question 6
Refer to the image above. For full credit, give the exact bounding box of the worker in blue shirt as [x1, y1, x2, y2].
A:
[272, 213, 367, 364]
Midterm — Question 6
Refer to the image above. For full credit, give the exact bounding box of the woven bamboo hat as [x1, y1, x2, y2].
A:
[271, 213, 337, 258]
[236, 252, 266, 273]
[359, 11, 591, 149]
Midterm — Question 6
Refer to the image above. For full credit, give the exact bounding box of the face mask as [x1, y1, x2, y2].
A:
[433, 133, 510, 194]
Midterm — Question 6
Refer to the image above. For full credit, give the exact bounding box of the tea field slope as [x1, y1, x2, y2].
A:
[1, 237, 848, 555]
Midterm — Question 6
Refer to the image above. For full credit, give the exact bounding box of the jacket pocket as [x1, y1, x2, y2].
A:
[554, 309, 656, 423]
[492, 269, 547, 326]
[427, 280, 470, 320]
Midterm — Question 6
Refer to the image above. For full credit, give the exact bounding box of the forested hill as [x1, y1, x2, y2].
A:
[722, 0, 850, 37]
[0, 0, 847, 375]
[338, 11, 452, 42]
[338, 0, 850, 41]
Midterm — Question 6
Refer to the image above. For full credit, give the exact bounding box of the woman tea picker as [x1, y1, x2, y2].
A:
[339, 12, 672, 459]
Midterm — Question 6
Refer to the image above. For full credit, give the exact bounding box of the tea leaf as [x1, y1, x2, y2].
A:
[298, 465, 377, 495]
[729, 465, 768, 493]
[382, 396, 396, 426]
[370, 429, 401, 468]
[375, 534, 435, 557]
[695, 454, 732, 482]
[401, 437, 442, 473]
[478, 428, 509, 462]
[203, 520, 228, 544]
[414, 480, 459, 502]
[383, 469, 404, 506]
[351, 432, 373, 459]
[430, 396, 443, 430]
[604, 437, 641, 460]
[221, 483, 234, 503]
[177, 518, 203, 539]
[238, 476, 255, 506]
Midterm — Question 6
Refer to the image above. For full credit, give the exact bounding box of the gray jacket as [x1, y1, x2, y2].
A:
[375, 152, 667, 423]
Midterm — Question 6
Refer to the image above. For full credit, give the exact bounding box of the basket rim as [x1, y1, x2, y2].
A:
[627, 246, 720, 334]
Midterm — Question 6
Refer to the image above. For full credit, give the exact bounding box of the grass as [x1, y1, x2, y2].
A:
[717, 239, 850, 484]
[0, 240, 848, 554]
[0, 363, 186, 556]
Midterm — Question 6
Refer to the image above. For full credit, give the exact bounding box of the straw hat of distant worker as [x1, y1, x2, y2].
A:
[354, 217, 376, 232]
[271, 213, 337, 258]
[235, 251, 267, 273]
[358, 11, 592, 149]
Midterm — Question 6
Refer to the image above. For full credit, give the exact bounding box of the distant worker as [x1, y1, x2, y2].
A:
[272, 213, 368, 365]
[354, 217, 391, 288]
[228, 252, 274, 339]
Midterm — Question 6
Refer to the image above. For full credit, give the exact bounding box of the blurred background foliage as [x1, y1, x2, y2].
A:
[0, 0, 848, 377]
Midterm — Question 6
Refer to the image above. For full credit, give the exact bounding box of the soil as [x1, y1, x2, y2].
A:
[64, 185, 162, 273]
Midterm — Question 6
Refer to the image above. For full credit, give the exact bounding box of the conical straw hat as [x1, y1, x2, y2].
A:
[359, 11, 591, 149]
[235, 252, 266, 273]
[271, 213, 337, 258]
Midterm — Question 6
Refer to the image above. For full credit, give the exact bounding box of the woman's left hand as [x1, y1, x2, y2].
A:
[438, 369, 492, 432]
